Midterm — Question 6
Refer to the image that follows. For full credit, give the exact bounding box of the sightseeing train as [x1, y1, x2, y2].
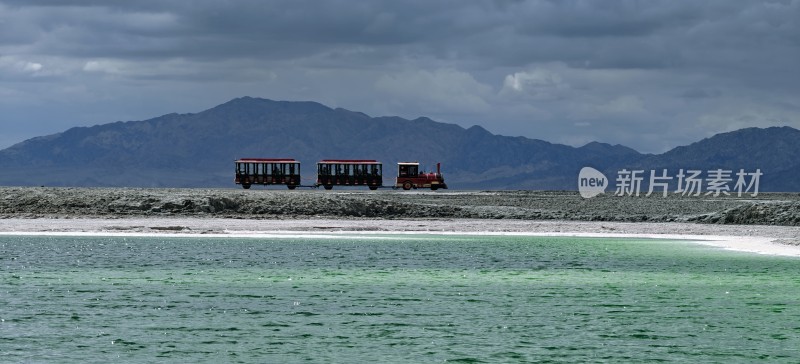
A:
[234, 158, 448, 190]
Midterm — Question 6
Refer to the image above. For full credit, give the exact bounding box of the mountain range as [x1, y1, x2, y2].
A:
[1, 96, 798, 191]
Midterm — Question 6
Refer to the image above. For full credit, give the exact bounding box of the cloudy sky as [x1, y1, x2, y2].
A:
[1, 0, 798, 153]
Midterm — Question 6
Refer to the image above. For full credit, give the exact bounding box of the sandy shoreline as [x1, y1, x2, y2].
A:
[1, 217, 798, 257]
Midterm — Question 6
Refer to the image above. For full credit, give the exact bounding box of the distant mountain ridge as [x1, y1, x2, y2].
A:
[0, 97, 798, 191]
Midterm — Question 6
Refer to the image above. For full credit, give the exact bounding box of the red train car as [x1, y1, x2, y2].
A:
[316, 160, 383, 190]
[235, 158, 301, 189]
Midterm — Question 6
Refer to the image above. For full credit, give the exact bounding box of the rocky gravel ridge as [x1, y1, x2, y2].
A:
[2, 187, 799, 226]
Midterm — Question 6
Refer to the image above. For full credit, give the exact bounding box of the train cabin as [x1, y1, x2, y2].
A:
[316, 160, 383, 190]
[234, 158, 301, 189]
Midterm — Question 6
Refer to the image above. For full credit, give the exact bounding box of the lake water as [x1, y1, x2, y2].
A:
[1, 234, 799, 363]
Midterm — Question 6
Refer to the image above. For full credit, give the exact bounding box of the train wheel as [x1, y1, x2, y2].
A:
[324, 185, 333, 190]
[287, 185, 296, 190]
[369, 186, 378, 190]
[402, 181, 412, 190]
[430, 185, 438, 191]
[242, 184, 251, 189]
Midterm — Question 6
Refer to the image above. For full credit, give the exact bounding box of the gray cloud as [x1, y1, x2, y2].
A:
[1, 0, 798, 153]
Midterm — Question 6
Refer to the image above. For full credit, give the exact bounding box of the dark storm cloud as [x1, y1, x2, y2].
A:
[5, 1, 795, 70]
[3, 1, 487, 60]
[1, 0, 798, 153]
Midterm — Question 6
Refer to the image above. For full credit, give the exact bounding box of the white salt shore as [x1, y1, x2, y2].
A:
[1, 218, 798, 257]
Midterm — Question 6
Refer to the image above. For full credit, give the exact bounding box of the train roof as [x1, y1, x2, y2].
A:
[236, 158, 299, 163]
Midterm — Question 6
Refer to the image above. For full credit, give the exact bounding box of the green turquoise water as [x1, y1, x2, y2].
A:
[1, 234, 799, 363]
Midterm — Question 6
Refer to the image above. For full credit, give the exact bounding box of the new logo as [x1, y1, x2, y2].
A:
[578, 167, 607, 198]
